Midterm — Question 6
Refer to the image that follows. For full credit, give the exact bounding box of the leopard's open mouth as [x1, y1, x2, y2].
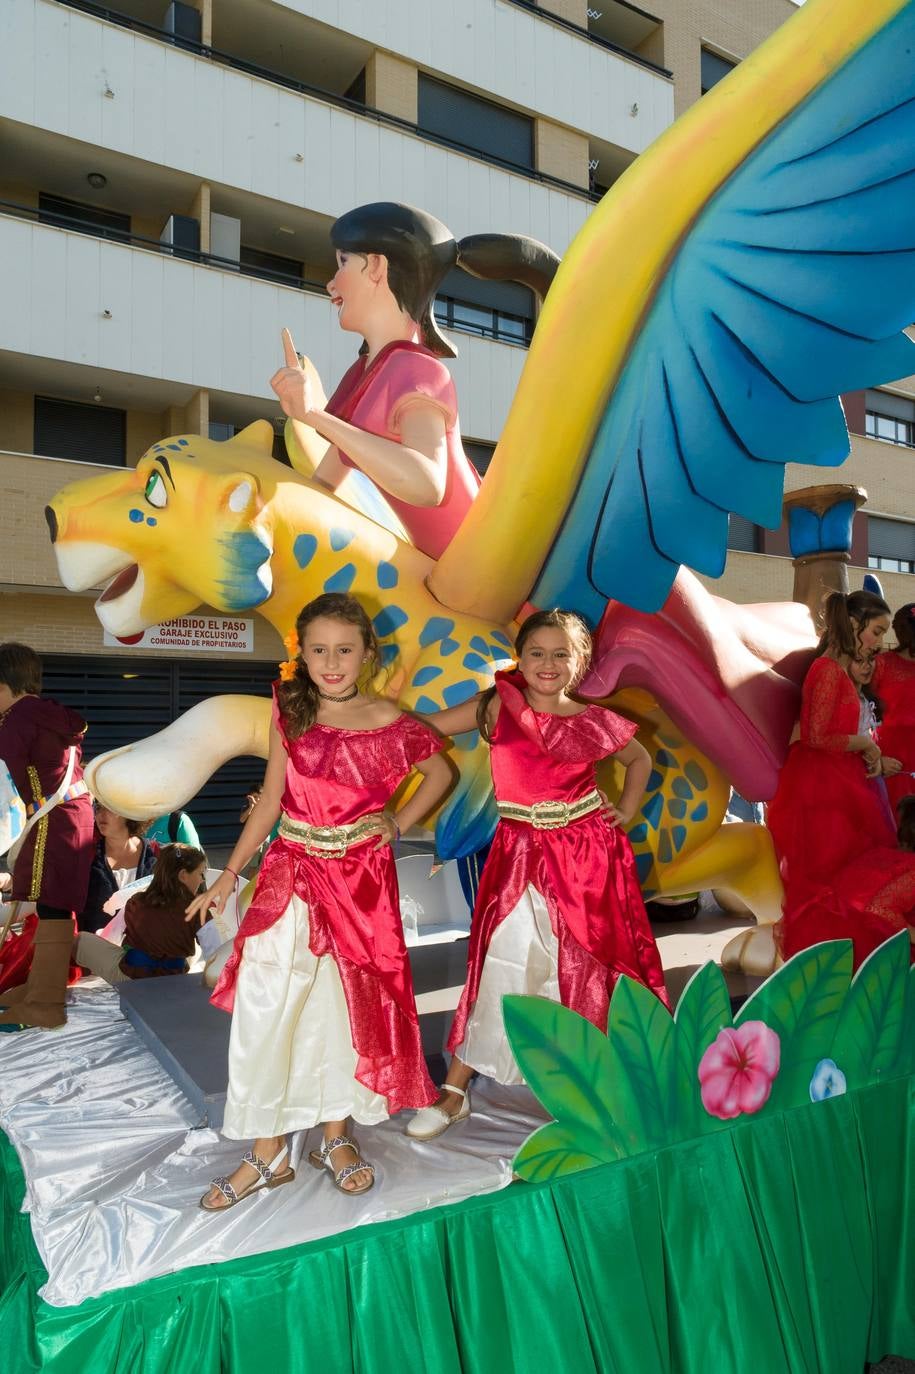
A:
[94, 564, 147, 637]
[98, 564, 139, 603]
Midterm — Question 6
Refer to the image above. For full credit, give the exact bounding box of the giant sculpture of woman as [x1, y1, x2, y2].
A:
[270, 201, 558, 559]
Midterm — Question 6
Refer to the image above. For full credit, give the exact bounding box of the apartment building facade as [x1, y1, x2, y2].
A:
[1, 0, 910, 833]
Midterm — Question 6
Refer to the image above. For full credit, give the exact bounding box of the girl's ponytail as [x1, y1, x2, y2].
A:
[818, 589, 890, 659]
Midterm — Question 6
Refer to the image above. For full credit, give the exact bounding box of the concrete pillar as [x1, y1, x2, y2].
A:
[535, 118, 590, 188]
[365, 51, 418, 123]
[189, 182, 211, 253]
[163, 390, 209, 439]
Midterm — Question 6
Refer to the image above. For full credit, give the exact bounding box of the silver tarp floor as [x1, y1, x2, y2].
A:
[0, 982, 547, 1307]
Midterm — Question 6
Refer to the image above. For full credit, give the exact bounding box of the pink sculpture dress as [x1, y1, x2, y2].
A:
[212, 691, 441, 1136]
[447, 671, 670, 1083]
[327, 339, 480, 560]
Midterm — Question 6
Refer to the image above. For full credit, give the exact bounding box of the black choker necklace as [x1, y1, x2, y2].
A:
[318, 684, 359, 703]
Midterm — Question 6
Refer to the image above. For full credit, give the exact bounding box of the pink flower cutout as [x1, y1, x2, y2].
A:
[698, 1021, 781, 1120]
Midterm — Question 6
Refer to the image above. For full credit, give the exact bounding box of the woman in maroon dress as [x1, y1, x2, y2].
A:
[873, 602, 915, 817]
[767, 591, 915, 967]
[0, 643, 95, 1030]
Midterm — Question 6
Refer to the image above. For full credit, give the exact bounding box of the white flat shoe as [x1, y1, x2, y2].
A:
[406, 1085, 470, 1140]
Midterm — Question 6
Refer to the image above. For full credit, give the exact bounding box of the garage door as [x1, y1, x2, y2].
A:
[42, 655, 277, 847]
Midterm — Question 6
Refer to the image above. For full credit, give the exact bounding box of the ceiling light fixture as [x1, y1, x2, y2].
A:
[87, 171, 108, 189]
[93, 387, 103, 403]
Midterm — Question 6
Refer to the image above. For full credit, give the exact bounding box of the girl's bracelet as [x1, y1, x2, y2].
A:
[384, 812, 401, 840]
[225, 866, 240, 882]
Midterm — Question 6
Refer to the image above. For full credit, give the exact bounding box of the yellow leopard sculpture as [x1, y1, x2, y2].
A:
[48, 423, 783, 974]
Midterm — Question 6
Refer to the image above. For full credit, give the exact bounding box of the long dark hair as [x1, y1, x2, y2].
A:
[892, 602, 915, 653]
[818, 590, 890, 659]
[476, 608, 593, 741]
[330, 202, 560, 359]
[277, 593, 381, 740]
[144, 843, 207, 908]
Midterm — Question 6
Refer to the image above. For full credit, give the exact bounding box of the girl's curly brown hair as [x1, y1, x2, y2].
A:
[143, 843, 208, 908]
[276, 594, 381, 740]
[818, 589, 890, 660]
[476, 608, 593, 741]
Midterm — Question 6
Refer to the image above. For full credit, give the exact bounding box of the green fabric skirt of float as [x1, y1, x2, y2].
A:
[1, 1076, 913, 1374]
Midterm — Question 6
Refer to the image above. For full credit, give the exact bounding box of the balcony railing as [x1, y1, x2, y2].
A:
[53, 0, 604, 203]
[0, 201, 532, 348]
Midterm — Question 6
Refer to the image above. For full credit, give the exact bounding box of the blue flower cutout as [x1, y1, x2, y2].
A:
[809, 1058, 847, 1102]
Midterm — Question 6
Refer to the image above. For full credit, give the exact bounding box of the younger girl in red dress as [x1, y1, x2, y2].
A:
[873, 602, 915, 818]
[407, 609, 669, 1139]
[767, 590, 915, 967]
[187, 594, 450, 1207]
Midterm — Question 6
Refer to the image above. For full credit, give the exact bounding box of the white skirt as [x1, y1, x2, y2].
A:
[222, 894, 389, 1139]
[453, 884, 559, 1086]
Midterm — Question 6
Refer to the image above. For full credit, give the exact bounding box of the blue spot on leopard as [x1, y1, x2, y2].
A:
[443, 680, 478, 707]
[635, 852, 654, 885]
[658, 829, 673, 864]
[293, 534, 318, 569]
[685, 761, 708, 790]
[146, 517, 157, 527]
[470, 636, 490, 656]
[440, 638, 459, 656]
[216, 530, 272, 608]
[656, 749, 678, 769]
[414, 694, 442, 715]
[129, 509, 144, 523]
[376, 561, 398, 590]
[691, 801, 709, 822]
[642, 793, 664, 831]
[491, 631, 512, 648]
[379, 643, 399, 666]
[672, 776, 694, 800]
[667, 799, 688, 819]
[330, 527, 355, 552]
[373, 606, 408, 638]
[672, 825, 687, 853]
[628, 822, 648, 845]
[454, 729, 480, 752]
[462, 653, 489, 673]
[646, 769, 663, 794]
[412, 665, 443, 688]
[178, 438, 189, 446]
[323, 563, 356, 593]
[419, 616, 455, 648]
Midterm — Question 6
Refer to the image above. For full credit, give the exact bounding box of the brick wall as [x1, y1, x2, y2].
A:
[366, 51, 418, 123]
[535, 118, 590, 188]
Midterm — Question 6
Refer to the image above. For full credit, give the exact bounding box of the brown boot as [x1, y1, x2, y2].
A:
[0, 921, 72, 1029]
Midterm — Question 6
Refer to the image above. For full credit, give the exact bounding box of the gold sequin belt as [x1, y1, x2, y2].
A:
[496, 789, 603, 830]
[278, 812, 380, 858]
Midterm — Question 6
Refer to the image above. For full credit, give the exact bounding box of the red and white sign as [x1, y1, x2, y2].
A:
[103, 616, 254, 653]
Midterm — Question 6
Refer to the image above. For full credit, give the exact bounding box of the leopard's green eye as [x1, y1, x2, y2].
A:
[144, 471, 168, 509]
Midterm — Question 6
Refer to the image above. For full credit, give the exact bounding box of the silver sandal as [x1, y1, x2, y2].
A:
[199, 1143, 295, 1211]
[308, 1134, 376, 1195]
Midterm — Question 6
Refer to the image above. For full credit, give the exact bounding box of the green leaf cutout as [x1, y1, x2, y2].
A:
[831, 931, 910, 1087]
[604, 977, 678, 1153]
[502, 995, 624, 1151]
[735, 940, 853, 1111]
[512, 1120, 618, 1183]
[895, 963, 915, 1079]
[674, 962, 733, 1137]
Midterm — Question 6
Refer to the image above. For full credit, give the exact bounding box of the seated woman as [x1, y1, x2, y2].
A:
[75, 843, 208, 983]
[77, 806, 158, 933]
[767, 590, 915, 967]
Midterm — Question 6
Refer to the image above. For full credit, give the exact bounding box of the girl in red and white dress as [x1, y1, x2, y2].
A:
[767, 590, 915, 968]
[407, 609, 669, 1139]
[187, 593, 450, 1207]
[873, 601, 915, 818]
